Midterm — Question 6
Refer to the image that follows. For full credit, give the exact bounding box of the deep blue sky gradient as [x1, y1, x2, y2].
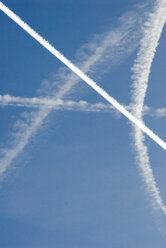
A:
[0, 0, 166, 247]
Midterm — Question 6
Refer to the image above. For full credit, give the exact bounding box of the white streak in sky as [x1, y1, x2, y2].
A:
[0, 4, 141, 177]
[0, 94, 166, 118]
[0, 2, 166, 151]
[130, 0, 166, 214]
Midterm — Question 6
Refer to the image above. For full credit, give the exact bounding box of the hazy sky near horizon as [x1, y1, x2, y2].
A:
[0, 0, 166, 247]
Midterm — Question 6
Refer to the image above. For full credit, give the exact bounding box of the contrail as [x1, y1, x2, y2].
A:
[130, 0, 166, 213]
[1, 94, 166, 118]
[0, 2, 166, 150]
[0, 6, 141, 176]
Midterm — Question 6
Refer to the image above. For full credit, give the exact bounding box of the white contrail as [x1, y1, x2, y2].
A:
[130, 0, 166, 214]
[0, 2, 166, 150]
[0, 94, 65, 108]
[1, 94, 166, 118]
[0, 6, 141, 176]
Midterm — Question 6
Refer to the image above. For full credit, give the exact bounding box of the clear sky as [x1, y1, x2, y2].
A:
[0, 0, 166, 247]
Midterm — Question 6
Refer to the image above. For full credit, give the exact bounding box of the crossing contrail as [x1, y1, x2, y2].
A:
[0, 5, 141, 176]
[1, 94, 166, 118]
[130, 0, 166, 214]
[0, 1, 166, 150]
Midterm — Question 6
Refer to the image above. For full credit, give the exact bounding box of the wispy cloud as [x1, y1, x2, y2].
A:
[130, 0, 166, 214]
[0, 5, 142, 178]
[1, 2, 166, 150]
[1, 94, 166, 119]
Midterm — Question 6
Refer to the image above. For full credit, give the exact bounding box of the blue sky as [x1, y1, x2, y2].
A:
[0, 0, 166, 247]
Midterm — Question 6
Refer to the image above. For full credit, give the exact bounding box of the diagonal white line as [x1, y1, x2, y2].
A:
[0, 1, 166, 150]
[0, 11, 139, 176]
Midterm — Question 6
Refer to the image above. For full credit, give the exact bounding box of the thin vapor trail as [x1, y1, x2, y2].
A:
[1, 94, 166, 118]
[0, 4, 141, 176]
[130, 0, 166, 214]
[0, 2, 166, 150]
